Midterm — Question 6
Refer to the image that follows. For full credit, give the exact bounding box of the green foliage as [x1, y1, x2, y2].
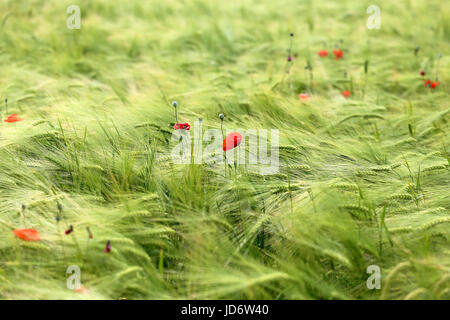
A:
[0, 0, 448, 300]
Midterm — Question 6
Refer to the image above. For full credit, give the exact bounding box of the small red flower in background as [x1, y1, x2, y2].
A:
[223, 132, 243, 152]
[342, 90, 351, 98]
[105, 240, 111, 253]
[86, 226, 93, 239]
[173, 123, 190, 130]
[318, 50, 329, 57]
[420, 70, 425, 76]
[287, 55, 293, 62]
[74, 286, 90, 294]
[4, 114, 23, 123]
[65, 225, 73, 235]
[425, 80, 439, 88]
[298, 93, 309, 101]
[332, 49, 344, 59]
[73, 285, 89, 294]
[13, 229, 41, 241]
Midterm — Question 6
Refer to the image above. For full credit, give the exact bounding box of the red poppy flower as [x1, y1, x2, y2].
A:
[420, 70, 425, 76]
[298, 93, 309, 101]
[425, 80, 431, 87]
[332, 49, 344, 59]
[4, 114, 23, 123]
[318, 50, 329, 57]
[431, 81, 439, 89]
[223, 132, 242, 152]
[105, 240, 111, 253]
[13, 229, 41, 241]
[342, 90, 351, 98]
[173, 123, 190, 130]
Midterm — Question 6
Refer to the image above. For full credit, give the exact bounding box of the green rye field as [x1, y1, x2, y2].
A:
[0, 0, 449, 299]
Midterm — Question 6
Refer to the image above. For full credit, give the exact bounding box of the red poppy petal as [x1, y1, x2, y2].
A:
[223, 132, 243, 151]
[13, 229, 41, 241]
[4, 114, 23, 123]
[173, 123, 191, 130]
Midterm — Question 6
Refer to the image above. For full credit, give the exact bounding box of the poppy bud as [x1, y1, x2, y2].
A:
[172, 101, 178, 108]
[219, 113, 224, 120]
[65, 225, 73, 235]
[420, 70, 425, 76]
[105, 240, 111, 253]
[86, 226, 93, 239]
[290, 32, 294, 37]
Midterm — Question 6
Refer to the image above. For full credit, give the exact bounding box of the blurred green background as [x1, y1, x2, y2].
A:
[0, 0, 448, 299]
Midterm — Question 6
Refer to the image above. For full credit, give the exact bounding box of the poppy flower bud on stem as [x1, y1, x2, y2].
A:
[219, 113, 227, 176]
[436, 53, 442, 81]
[105, 240, 111, 253]
[287, 32, 294, 62]
[4, 98, 8, 115]
[20, 204, 27, 227]
[86, 226, 93, 239]
[56, 203, 63, 222]
[65, 225, 73, 235]
[172, 101, 178, 124]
